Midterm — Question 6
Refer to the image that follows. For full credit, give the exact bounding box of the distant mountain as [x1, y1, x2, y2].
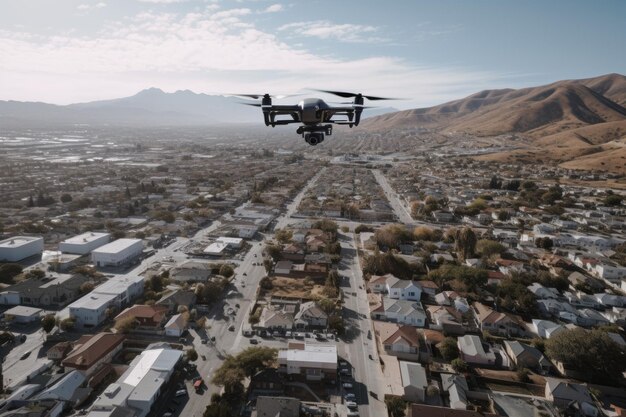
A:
[0, 88, 398, 128]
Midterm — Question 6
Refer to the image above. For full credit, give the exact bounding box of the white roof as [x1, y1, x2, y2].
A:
[458, 335, 487, 357]
[216, 237, 243, 244]
[61, 232, 110, 245]
[69, 292, 117, 310]
[4, 305, 43, 317]
[96, 275, 144, 295]
[92, 238, 142, 254]
[279, 344, 337, 367]
[399, 361, 427, 389]
[123, 348, 182, 387]
[0, 236, 42, 248]
[203, 242, 227, 254]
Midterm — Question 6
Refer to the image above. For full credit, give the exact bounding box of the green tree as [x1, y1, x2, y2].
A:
[219, 264, 234, 278]
[451, 358, 468, 372]
[545, 328, 625, 384]
[476, 239, 506, 258]
[516, 367, 531, 383]
[604, 194, 623, 206]
[312, 219, 338, 234]
[60, 193, 73, 203]
[186, 348, 199, 362]
[41, 314, 56, 333]
[265, 244, 282, 261]
[385, 397, 407, 417]
[114, 316, 137, 333]
[439, 337, 459, 361]
[274, 229, 293, 243]
[455, 227, 477, 261]
[319, 299, 336, 314]
[60, 318, 75, 331]
[0, 263, 23, 284]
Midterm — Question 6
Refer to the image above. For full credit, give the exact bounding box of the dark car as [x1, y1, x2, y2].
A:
[249, 338, 259, 344]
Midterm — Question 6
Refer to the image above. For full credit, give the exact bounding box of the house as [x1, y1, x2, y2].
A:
[1, 273, 98, 308]
[47, 342, 73, 361]
[368, 273, 400, 293]
[114, 304, 169, 331]
[472, 302, 527, 336]
[593, 292, 625, 308]
[278, 342, 337, 381]
[249, 369, 285, 396]
[427, 305, 465, 336]
[545, 377, 593, 409]
[441, 374, 468, 410]
[419, 280, 438, 296]
[156, 289, 196, 313]
[487, 270, 506, 286]
[537, 299, 578, 317]
[164, 313, 188, 337]
[527, 283, 560, 299]
[388, 280, 422, 301]
[62, 333, 125, 376]
[381, 325, 421, 356]
[2, 305, 43, 323]
[399, 361, 428, 403]
[280, 243, 305, 262]
[294, 301, 328, 328]
[169, 261, 213, 283]
[34, 370, 87, 404]
[457, 335, 496, 366]
[274, 260, 293, 276]
[531, 319, 565, 339]
[259, 306, 294, 330]
[503, 340, 552, 372]
[371, 297, 427, 327]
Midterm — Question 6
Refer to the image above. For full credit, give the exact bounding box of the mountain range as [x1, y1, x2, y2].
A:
[0, 88, 397, 127]
[361, 73, 626, 173]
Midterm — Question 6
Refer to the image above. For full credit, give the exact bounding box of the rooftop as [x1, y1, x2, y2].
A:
[0, 236, 42, 248]
[92, 238, 142, 254]
[61, 232, 110, 245]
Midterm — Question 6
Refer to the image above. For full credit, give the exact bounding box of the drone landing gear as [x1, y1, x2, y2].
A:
[298, 125, 332, 146]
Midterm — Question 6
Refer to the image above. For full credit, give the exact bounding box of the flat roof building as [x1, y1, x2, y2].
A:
[0, 236, 44, 262]
[2, 305, 43, 323]
[278, 343, 337, 381]
[60, 232, 111, 255]
[91, 348, 182, 417]
[92, 239, 143, 268]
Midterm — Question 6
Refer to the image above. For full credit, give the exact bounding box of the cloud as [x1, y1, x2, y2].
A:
[136, 0, 188, 3]
[0, 8, 508, 106]
[263, 4, 283, 13]
[77, 2, 106, 11]
[278, 20, 386, 43]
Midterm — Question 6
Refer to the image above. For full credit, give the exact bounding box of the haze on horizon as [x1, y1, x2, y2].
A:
[0, 0, 625, 109]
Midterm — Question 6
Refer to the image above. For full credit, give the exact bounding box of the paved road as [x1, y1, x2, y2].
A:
[372, 169, 414, 224]
[336, 230, 387, 417]
[2, 327, 51, 391]
[275, 167, 326, 230]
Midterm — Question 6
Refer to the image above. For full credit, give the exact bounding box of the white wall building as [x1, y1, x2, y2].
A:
[216, 237, 243, 248]
[60, 232, 111, 255]
[0, 236, 44, 262]
[90, 348, 182, 417]
[91, 239, 143, 267]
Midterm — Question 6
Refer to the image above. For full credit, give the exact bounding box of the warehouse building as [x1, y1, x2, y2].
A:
[91, 239, 143, 268]
[0, 236, 44, 262]
[60, 232, 111, 255]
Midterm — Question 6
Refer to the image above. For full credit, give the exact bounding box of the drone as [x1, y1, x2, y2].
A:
[232, 90, 398, 146]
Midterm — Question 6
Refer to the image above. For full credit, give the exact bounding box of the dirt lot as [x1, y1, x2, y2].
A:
[268, 276, 327, 300]
[476, 368, 546, 386]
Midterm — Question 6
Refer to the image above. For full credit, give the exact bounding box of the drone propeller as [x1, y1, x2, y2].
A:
[226, 93, 300, 100]
[312, 89, 402, 101]
[239, 102, 263, 107]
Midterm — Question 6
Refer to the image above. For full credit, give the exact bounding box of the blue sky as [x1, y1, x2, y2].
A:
[0, 0, 624, 107]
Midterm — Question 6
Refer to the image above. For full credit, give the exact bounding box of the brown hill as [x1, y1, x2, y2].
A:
[579, 73, 626, 106]
[363, 74, 626, 138]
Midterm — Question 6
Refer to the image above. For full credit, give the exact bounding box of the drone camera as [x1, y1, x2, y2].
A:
[304, 132, 324, 146]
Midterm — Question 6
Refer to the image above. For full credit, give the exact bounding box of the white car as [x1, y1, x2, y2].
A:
[342, 382, 353, 389]
[346, 401, 358, 409]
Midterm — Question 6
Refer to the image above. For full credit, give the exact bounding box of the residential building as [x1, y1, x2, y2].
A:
[388, 280, 422, 301]
[278, 342, 337, 381]
[253, 396, 301, 417]
[531, 320, 565, 339]
[0, 236, 44, 262]
[2, 305, 43, 323]
[371, 297, 427, 327]
[399, 361, 428, 403]
[472, 302, 527, 336]
[91, 239, 143, 267]
[545, 378, 593, 409]
[381, 325, 421, 356]
[259, 306, 294, 330]
[115, 305, 169, 331]
[0, 273, 96, 308]
[164, 313, 187, 337]
[294, 301, 328, 328]
[441, 374, 468, 410]
[59, 232, 111, 255]
[62, 333, 125, 376]
[407, 404, 499, 417]
[503, 340, 552, 372]
[457, 335, 496, 366]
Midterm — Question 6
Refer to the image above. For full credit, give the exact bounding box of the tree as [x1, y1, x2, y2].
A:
[265, 244, 282, 261]
[535, 237, 554, 250]
[545, 328, 626, 384]
[516, 367, 531, 383]
[60, 193, 73, 203]
[186, 348, 199, 362]
[79, 282, 95, 294]
[451, 358, 468, 372]
[213, 347, 277, 395]
[259, 276, 273, 290]
[60, 318, 75, 331]
[114, 316, 137, 333]
[328, 314, 344, 334]
[26, 269, 45, 279]
[455, 227, 477, 261]
[604, 194, 623, 206]
[385, 397, 407, 417]
[312, 219, 338, 234]
[27, 195, 34, 207]
[219, 264, 234, 278]
[375, 224, 413, 249]
[476, 239, 506, 258]
[439, 337, 459, 360]
[0, 263, 23, 284]
[413, 226, 436, 241]
[319, 299, 336, 314]
[274, 229, 293, 243]
[41, 314, 56, 333]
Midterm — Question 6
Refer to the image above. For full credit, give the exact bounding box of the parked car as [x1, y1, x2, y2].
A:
[344, 393, 356, 401]
[346, 401, 358, 409]
[228, 325, 235, 331]
[272, 331, 281, 337]
[249, 338, 259, 344]
[285, 331, 292, 338]
[175, 389, 187, 397]
[342, 382, 353, 389]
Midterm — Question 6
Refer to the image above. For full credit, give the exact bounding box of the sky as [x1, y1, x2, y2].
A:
[0, 0, 625, 108]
